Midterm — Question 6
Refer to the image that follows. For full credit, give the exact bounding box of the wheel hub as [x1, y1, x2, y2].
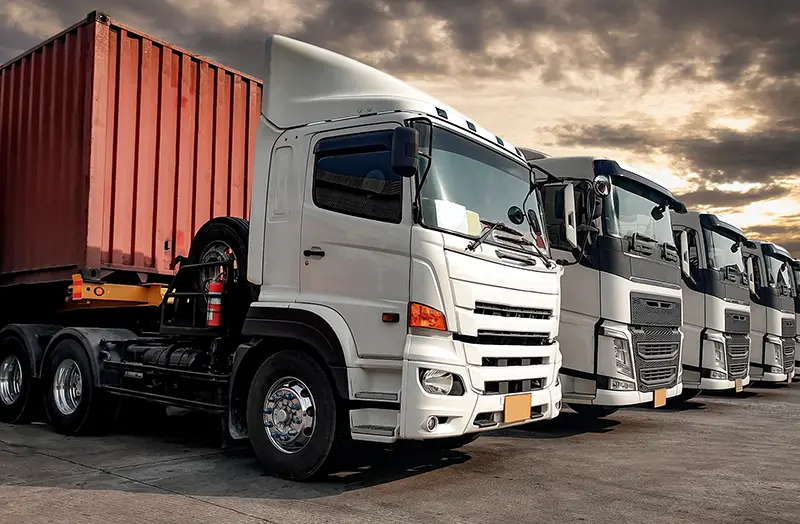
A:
[0, 355, 22, 406]
[262, 377, 316, 454]
[199, 240, 236, 291]
[53, 359, 83, 416]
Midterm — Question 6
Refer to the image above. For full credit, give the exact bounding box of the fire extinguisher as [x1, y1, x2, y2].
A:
[206, 280, 223, 327]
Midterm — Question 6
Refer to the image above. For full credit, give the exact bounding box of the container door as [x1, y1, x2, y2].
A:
[297, 124, 412, 360]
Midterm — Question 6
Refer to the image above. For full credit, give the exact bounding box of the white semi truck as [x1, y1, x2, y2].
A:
[520, 152, 686, 417]
[670, 211, 751, 398]
[789, 258, 800, 372]
[0, 32, 565, 480]
[742, 241, 796, 382]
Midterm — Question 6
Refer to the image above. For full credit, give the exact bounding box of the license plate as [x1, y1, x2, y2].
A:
[503, 393, 532, 423]
[654, 388, 667, 408]
[788, 374, 793, 385]
[735, 378, 743, 392]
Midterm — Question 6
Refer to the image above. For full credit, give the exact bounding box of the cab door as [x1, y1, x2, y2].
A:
[296, 123, 413, 360]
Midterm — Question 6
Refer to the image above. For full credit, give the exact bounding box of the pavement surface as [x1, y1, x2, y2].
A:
[1, 384, 799, 524]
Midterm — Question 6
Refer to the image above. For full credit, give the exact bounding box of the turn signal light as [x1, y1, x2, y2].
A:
[409, 302, 447, 331]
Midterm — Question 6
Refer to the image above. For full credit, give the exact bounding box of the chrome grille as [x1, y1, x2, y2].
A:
[724, 310, 750, 334]
[631, 326, 682, 392]
[782, 318, 796, 338]
[484, 378, 545, 395]
[636, 342, 680, 360]
[726, 333, 750, 379]
[640, 367, 678, 386]
[474, 302, 552, 320]
[455, 330, 551, 346]
[630, 293, 682, 327]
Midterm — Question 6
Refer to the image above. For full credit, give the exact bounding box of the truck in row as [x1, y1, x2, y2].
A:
[0, 11, 793, 481]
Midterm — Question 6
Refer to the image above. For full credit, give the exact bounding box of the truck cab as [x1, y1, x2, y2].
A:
[742, 241, 796, 382]
[789, 258, 800, 373]
[0, 33, 564, 480]
[524, 154, 686, 417]
[670, 211, 751, 396]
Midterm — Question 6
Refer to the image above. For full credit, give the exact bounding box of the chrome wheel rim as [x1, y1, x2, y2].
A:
[199, 240, 236, 291]
[0, 355, 22, 406]
[53, 359, 83, 416]
[263, 377, 316, 454]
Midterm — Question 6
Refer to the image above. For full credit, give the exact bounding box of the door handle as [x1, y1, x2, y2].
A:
[303, 247, 326, 258]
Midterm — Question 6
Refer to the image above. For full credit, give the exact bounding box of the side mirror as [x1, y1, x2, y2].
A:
[391, 127, 419, 178]
[563, 183, 578, 249]
[679, 230, 691, 279]
[592, 175, 611, 198]
[746, 257, 757, 295]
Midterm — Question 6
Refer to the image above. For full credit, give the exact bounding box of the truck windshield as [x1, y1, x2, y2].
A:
[793, 266, 800, 296]
[417, 126, 548, 251]
[703, 230, 744, 272]
[602, 176, 675, 246]
[765, 254, 793, 293]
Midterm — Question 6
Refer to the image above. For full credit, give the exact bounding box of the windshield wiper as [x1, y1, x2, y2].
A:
[467, 220, 518, 251]
[468, 219, 554, 268]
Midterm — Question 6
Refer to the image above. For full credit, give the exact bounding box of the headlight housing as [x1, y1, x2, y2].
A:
[713, 340, 725, 370]
[419, 369, 465, 396]
[601, 327, 634, 378]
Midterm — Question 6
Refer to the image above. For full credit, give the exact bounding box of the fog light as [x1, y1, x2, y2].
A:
[425, 416, 438, 432]
[420, 369, 454, 395]
[771, 366, 783, 374]
[710, 370, 727, 380]
[610, 378, 636, 391]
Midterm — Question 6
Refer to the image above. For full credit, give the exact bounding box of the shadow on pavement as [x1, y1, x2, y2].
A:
[493, 411, 621, 439]
[2, 407, 473, 499]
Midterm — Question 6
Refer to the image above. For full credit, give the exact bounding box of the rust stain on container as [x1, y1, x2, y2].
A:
[0, 12, 262, 285]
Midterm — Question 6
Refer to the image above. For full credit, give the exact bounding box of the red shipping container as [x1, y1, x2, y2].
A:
[0, 11, 262, 286]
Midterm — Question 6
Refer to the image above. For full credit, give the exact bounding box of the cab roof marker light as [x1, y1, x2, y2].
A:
[436, 107, 448, 119]
[466, 121, 476, 132]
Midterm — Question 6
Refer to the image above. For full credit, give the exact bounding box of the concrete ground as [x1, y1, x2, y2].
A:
[1, 384, 799, 524]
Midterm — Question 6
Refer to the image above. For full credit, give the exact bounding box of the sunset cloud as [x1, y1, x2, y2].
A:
[2, 0, 799, 250]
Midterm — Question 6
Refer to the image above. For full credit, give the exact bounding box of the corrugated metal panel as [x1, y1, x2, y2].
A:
[0, 12, 262, 285]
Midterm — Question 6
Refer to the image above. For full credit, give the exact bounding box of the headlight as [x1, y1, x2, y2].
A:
[772, 344, 783, 365]
[613, 338, 634, 378]
[713, 341, 725, 370]
[419, 369, 453, 395]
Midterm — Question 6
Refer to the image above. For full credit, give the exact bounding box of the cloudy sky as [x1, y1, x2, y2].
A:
[3, 0, 799, 251]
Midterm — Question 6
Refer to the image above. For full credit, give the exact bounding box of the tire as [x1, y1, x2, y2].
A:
[569, 403, 619, 419]
[0, 335, 37, 424]
[186, 217, 256, 330]
[43, 339, 108, 435]
[246, 351, 342, 481]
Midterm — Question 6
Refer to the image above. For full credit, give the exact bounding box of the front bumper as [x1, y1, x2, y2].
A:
[699, 375, 751, 390]
[400, 358, 562, 439]
[588, 382, 682, 407]
[761, 370, 789, 382]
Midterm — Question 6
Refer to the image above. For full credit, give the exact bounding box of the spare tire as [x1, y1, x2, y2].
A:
[186, 217, 258, 329]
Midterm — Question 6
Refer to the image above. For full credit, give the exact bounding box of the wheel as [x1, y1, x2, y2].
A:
[186, 218, 256, 329]
[43, 339, 108, 435]
[0, 335, 37, 424]
[425, 433, 481, 450]
[246, 351, 342, 481]
[568, 403, 619, 419]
